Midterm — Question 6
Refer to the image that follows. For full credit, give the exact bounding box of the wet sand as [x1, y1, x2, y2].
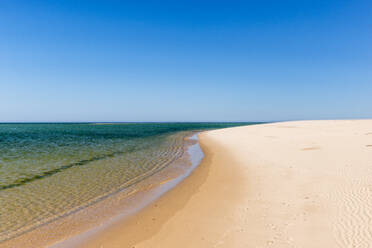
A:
[74, 120, 372, 247]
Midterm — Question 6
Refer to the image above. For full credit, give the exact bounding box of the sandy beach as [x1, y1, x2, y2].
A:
[3, 1, 371, 247]
[63, 119, 372, 248]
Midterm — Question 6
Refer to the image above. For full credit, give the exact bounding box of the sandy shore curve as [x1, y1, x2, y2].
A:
[60, 120, 372, 247]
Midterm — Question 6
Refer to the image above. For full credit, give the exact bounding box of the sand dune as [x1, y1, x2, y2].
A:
[76, 120, 372, 247]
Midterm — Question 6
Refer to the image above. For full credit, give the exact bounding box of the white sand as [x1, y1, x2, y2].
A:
[70, 120, 372, 247]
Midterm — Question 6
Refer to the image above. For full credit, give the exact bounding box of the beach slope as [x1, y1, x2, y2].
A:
[79, 120, 372, 247]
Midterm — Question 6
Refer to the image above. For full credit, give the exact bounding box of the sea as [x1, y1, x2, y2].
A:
[0, 122, 256, 244]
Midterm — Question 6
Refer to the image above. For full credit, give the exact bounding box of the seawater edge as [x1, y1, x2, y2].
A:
[0, 132, 205, 248]
[50, 132, 204, 248]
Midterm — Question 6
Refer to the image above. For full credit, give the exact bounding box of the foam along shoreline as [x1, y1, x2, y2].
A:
[76, 120, 372, 248]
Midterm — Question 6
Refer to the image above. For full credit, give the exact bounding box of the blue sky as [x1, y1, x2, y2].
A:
[1, 0, 371, 122]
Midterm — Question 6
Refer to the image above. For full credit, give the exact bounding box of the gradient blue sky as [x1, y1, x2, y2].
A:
[1, 0, 371, 122]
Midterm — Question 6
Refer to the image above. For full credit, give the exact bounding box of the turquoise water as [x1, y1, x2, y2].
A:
[0, 122, 255, 242]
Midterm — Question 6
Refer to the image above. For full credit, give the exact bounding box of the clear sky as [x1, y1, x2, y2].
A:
[1, 0, 371, 122]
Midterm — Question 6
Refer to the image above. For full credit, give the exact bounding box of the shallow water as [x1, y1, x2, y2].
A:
[0, 122, 254, 242]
